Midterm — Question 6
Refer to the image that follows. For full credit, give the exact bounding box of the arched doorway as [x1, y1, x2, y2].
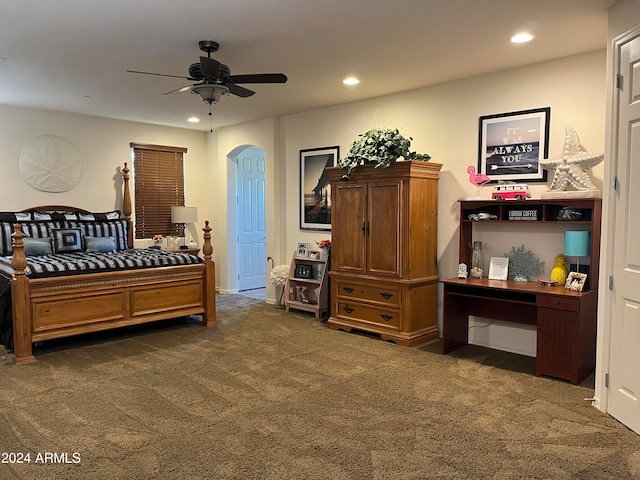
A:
[231, 146, 266, 292]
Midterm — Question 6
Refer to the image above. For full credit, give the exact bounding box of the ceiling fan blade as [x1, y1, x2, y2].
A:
[227, 73, 287, 84]
[199, 56, 222, 79]
[225, 83, 255, 98]
[127, 70, 193, 80]
[162, 85, 192, 95]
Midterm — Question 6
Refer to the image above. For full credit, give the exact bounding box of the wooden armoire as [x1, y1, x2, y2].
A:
[327, 160, 442, 346]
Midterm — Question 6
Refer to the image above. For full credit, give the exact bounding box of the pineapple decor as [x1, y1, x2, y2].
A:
[550, 253, 569, 285]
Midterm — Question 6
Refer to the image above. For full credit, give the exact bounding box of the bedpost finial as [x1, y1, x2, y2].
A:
[11, 224, 27, 273]
[202, 221, 213, 258]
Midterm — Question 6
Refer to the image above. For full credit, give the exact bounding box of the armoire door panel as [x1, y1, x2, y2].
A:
[332, 183, 366, 274]
[367, 181, 402, 277]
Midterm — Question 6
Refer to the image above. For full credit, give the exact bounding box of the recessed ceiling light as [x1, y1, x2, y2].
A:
[511, 33, 533, 44]
[187, 117, 200, 123]
[343, 77, 360, 86]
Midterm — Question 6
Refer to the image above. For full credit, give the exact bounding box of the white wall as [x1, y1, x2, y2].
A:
[273, 50, 606, 354]
[0, 104, 209, 247]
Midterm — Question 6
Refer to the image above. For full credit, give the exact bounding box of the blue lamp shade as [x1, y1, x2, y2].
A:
[564, 231, 590, 257]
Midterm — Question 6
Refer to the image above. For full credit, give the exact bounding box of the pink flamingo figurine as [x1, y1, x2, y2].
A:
[467, 165, 490, 197]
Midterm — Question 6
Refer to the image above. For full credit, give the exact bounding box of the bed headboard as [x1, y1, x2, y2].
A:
[13, 163, 134, 248]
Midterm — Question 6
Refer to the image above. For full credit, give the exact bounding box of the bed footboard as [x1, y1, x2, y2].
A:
[10, 221, 216, 364]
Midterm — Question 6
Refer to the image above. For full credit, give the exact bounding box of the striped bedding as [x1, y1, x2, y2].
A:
[0, 248, 202, 350]
[0, 248, 202, 280]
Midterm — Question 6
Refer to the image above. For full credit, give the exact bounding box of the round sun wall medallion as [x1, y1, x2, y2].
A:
[19, 135, 82, 192]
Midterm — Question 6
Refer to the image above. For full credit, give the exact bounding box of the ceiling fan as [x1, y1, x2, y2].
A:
[127, 40, 288, 105]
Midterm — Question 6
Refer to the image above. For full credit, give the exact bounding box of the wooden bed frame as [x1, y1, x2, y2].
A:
[9, 163, 216, 364]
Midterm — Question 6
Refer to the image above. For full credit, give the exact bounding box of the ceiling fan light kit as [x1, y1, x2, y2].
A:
[191, 84, 229, 104]
[127, 40, 287, 107]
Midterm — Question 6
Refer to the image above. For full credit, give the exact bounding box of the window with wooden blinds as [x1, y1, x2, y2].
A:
[130, 143, 187, 240]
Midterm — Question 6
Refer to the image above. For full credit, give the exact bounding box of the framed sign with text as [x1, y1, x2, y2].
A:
[478, 107, 550, 183]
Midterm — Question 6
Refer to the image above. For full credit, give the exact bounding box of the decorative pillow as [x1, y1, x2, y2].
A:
[75, 211, 121, 221]
[73, 220, 128, 250]
[51, 228, 83, 253]
[84, 236, 116, 253]
[101, 211, 121, 221]
[15, 212, 32, 222]
[77, 213, 96, 221]
[22, 237, 53, 256]
[21, 222, 52, 239]
[0, 212, 20, 222]
[32, 212, 52, 221]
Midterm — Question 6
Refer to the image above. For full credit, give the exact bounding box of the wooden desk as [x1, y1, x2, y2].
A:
[441, 278, 597, 384]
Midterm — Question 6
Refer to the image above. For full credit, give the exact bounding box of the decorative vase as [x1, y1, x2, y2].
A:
[469, 241, 484, 278]
[550, 253, 569, 285]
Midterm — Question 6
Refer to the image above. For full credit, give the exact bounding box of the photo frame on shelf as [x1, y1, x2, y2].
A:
[478, 107, 550, 183]
[317, 264, 325, 281]
[294, 264, 313, 279]
[488, 257, 509, 281]
[300, 146, 339, 231]
[308, 250, 320, 260]
[295, 242, 309, 258]
[565, 271, 587, 292]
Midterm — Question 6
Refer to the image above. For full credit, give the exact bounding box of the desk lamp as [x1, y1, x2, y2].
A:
[171, 206, 198, 249]
[564, 230, 590, 274]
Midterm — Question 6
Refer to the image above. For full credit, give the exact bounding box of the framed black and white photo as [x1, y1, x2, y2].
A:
[295, 242, 309, 258]
[478, 107, 550, 183]
[300, 146, 339, 231]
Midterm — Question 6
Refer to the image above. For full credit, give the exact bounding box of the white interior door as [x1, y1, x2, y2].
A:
[608, 32, 640, 435]
[236, 148, 266, 291]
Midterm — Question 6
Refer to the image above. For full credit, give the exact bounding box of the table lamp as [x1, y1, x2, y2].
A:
[564, 230, 590, 273]
[171, 206, 198, 249]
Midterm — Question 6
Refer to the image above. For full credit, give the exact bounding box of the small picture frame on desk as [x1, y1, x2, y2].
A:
[488, 257, 509, 280]
[565, 272, 587, 292]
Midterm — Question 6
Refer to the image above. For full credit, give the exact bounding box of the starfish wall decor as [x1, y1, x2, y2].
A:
[541, 126, 603, 195]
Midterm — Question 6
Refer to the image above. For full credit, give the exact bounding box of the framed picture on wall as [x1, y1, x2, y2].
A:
[478, 107, 550, 183]
[300, 146, 339, 231]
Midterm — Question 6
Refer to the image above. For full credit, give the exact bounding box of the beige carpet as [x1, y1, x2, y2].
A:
[1, 294, 639, 480]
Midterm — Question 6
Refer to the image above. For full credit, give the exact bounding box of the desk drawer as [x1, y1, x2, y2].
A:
[336, 301, 401, 330]
[335, 280, 400, 307]
[537, 295, 580, 312]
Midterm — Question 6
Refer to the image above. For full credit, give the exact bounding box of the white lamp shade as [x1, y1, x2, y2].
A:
[171, 206, 198, 224]
[564, 231, 590, 257]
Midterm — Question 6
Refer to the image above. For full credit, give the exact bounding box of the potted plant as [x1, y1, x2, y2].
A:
[338, 127, 431, 180]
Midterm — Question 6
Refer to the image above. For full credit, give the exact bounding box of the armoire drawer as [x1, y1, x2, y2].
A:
[334, 280, 401, 307]
[336, 300, 401, 330]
